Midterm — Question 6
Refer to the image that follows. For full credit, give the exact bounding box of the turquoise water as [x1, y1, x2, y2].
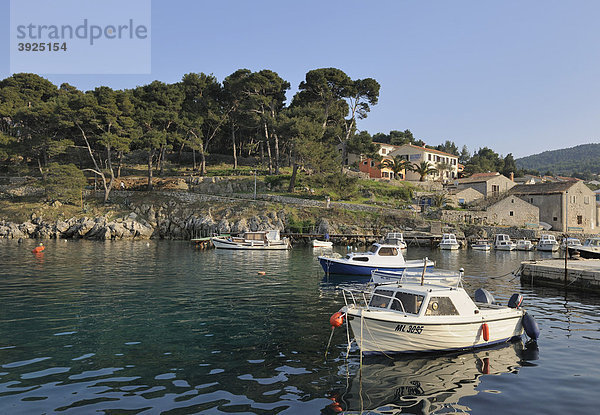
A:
[0, 240, 599, 414]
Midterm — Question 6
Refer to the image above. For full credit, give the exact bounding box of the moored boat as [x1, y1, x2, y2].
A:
[439, 233, 460, 250]
[331, 268, 539, 354]
[494, 234, 516, 251]
[211, 230, 290, 250]
[516, 239, 534, 251]
[568, 237, 600, 259]
[471, 239, 491, 251]
[561, 237, 582, 250]
[382, 232, 407, 250]
[311, 239, 333, 248]
[318, 243, 434, 276]
[537, 234, 559, 252]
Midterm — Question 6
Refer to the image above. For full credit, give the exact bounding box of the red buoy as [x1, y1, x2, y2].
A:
[329, 311, 345, 328]
[482, 322, 490, 341]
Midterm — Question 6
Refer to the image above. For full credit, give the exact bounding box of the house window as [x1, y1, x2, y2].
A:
[510, 211, 514, 216]
[363, 161, 368, 165]
[459, 198, 465, 204]
[370, 161, 375, 167]
[577, 215, 583, 225]
[585, 196, 590, 204]
[382, 172, 389, 178]
[428, 154, 432, 161]
[511, 198, 514, 203]
[382, 149, 387, 155]
[492, 185, 499, 194]
[553, 217, 558, 222]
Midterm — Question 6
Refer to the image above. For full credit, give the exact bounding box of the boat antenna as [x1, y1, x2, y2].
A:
[420, 257, 428, 285]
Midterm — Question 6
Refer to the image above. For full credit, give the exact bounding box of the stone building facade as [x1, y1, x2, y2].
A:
[455, 172, 516, 199]
[509, 181, 596, 233]
[441, 195, 539, 227]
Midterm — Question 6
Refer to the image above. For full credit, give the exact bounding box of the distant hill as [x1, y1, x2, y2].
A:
[515, 143, 600, 176]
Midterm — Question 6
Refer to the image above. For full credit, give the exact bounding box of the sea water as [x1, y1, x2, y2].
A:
[0, 240, 598, 414]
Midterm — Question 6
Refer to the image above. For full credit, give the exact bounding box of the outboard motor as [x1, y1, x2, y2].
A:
[522, 312, 540, 341]
[474, 288, 495, 304]
[508, 293, 523, 309]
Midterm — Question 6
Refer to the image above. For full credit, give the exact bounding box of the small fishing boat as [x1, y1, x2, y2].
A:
[537, 234, 559, 252]
[494, 234, 516, 251]
[211, 230, 290, 250]
[567, 237, 600, 259]
[471, 239, 491, 251]
[439, 233, 460, 250]
[382, 232, 407, 250]
[318, 243, 434, 276]
[515, 239, 534, 251]
[560, 237, 582, 250]
[330, 268, 539, 354]
[311, 239, 333, 248]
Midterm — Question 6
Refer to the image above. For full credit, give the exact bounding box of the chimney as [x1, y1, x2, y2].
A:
[510, 172, 514, 182]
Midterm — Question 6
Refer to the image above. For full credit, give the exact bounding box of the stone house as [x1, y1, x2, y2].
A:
[440, 195, 539, 227]
[447, 187, 484, 207]
[455, 172, 515, 199]
[509, 181, 596, 233]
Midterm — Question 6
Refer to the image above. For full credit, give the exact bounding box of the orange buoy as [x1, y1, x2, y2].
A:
[482, 322, 490, 341]
[32, 244, 45, 253]
[329, 311, 345, 328]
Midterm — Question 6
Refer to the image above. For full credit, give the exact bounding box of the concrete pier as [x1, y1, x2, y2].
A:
[520, 259, 600, 292]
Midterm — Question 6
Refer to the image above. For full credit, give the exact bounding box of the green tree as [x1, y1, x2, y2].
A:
[131, 81, 183, 188]
[412, 160, 438, 181]
[382, 156, 412, 180]
[431, 192, 451, 208]
[501, 153, 517, 177]
[346, 131, 379, 164]
[43, 162, 86, 206]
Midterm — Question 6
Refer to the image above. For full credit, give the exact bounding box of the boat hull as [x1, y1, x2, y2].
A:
[537, 244, 558, 252]
[568, 246, 600, 259]
[211, 237, 289, 250]
[345, 308, 524, 354]
[472, 245, 491, 251]
[439, 243, 460, 250]
[319, 257, 434, 276]
[311, 240, 333, 248]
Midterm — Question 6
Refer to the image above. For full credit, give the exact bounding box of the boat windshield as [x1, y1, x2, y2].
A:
[390, 292, 424, 314]
[368, 245, 378, 254]
[378, 247, 399, 256]
[369, 289, 395, 308]
[425, 296, 459, 316]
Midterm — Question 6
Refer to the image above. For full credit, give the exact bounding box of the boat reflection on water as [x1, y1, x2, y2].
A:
[323, 340, 538, 414]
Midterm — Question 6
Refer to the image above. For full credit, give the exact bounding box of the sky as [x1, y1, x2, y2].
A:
[1, 0, 599, 159]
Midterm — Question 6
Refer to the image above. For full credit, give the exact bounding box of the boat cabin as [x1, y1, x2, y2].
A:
[366, 283, 478, 318]
[583, 238, 600, 247]
[345, 243, 403, 263]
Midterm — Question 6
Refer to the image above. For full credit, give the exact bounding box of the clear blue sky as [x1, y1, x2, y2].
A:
[1, 0, 599, 158]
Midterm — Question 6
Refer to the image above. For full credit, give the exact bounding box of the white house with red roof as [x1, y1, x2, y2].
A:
[388, 144, 460, 182]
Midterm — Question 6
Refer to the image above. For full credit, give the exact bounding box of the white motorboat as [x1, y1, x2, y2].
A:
[439, 233, 460, 250]
[567, 237, 600, 259]
[382, 232, 407, 250]
[311, 239, 333, 248]
[537, 234, 559, 252]
[560, 237, 582, 250]
[494, 234, 516, 251]
[332, 268, 539, 354]
[515, 239, 534, 251]
[318, 243, 434, 276]
[211, 230, 290, 250]
[471, 239, 491, 251]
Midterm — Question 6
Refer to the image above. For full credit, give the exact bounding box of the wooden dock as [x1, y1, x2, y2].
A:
[520, 259, 600, 292]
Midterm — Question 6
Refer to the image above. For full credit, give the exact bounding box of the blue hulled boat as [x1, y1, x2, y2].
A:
[318, 243, 434, 276]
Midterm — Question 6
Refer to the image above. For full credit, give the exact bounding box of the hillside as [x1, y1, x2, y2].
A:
[515, 143, 600, 176]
